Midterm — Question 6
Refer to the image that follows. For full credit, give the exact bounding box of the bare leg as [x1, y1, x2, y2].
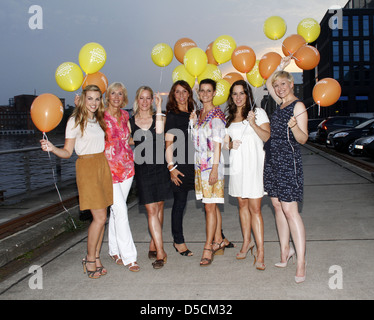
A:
[146, 201, 166, 260]
[237, 197, 252, 253]
[248, 198, 264, 264]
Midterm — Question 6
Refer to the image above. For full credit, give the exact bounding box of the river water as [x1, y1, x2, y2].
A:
[0, 132, 77, 204]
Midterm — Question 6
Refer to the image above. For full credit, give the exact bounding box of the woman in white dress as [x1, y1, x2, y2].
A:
[224, 80, 270, 270]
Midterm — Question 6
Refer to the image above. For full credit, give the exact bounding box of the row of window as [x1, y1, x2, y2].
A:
[332, 15, 372, 37]
[332, 40, 370, 62]
[333, 65, 371, 85]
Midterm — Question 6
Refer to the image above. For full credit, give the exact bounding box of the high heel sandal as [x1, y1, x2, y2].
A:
[236, 240, 255, 260]
[82, 257, 101, 279]
[96, 257, 107, 276]
[110, 254, 123, 265]
[173, 243, 193, 256]
[253, 253, 266, 271]
[275, 246, 296, 268]
[200, 246, 214, 267]
[212, 241, 226, 256]
[152, 254, 167, 269]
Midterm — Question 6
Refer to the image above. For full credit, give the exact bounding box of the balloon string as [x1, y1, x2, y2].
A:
[294, 103, 317, 118]
[42, 132, 77, 229]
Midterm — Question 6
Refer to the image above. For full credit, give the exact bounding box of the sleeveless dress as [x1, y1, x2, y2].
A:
[227, 107, 269, 199]
[129, 115, 171, 205]
[263, 100, 303, 202]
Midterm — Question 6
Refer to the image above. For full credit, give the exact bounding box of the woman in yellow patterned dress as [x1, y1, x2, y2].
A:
[191, 79, 226, 266]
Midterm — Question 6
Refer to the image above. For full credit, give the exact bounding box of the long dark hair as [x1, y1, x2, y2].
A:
[166, 80, 196, 114]
[225, 80, 257, 128]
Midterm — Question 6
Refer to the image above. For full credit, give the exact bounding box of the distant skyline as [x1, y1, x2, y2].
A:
[0, 0, 348, 108]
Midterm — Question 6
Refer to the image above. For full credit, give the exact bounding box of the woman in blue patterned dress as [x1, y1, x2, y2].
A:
[264, 56, 308, 283]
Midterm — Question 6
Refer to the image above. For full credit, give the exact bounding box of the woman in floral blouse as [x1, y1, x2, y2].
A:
[191, 79, 226, 267]
[104, 82, 139, 272]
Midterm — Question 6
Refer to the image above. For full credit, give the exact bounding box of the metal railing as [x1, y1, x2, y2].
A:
[0, 145, 77, 205]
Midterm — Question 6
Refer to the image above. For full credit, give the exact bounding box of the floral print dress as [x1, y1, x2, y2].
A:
[193, 107, 226, 204]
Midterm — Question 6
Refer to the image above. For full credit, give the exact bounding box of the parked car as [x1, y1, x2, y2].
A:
[316, 116, 367, 144]
[308, 119, 323, 142]
[353, 135, 374, 158]
[326, 118, 374, 154]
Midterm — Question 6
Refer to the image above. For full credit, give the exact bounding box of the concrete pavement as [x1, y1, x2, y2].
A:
[0, 144, 373, 301]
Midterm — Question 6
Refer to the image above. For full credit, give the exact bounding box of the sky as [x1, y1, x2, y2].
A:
[0, 0, 349, 109]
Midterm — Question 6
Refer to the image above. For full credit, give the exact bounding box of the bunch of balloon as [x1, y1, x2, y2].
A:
[224, 72, 244, 86]
[79, 42, 107, 74]
[205, 42, 218, 65]
[82, 71, 109, 94]
[55, 62, 84, 92]
[172, 64, 196, 89]
[212, 35, 237, 65]
[258, 52, 282, 79]
[231, 46, 256, 74]
[197, 64, 222, 84]
[293, 45, 320, 70]
[312, 78, 341, 107]
[174, 38, 197, 64]
[297, 18, 321, 43]
[31, 93, 64, 133]
[246, 60, 264, 88]
[213, 79, 231, 106]
[263, 16, 287, 40]
[183, 47, 208, 77]
[151, 43, 173, 67]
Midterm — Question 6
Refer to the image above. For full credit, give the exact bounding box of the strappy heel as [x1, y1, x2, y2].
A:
[96, 257, 107, 276]
[200, 246, 214, 267]
[236, 239, 255, 260]
[253, 254, 266, 271]
[82, 257, 101, 279]
[213, 241, 226, 256]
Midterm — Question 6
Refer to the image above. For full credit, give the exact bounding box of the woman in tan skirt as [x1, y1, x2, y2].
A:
[40, 85, 113, 279]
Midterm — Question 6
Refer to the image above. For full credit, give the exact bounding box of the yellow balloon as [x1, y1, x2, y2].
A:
[246, 60, 265, 88]
[79, 42, 107, 74]
[213, 79, 231, 106]
[55, 62, 84, 92]
[297, 18, 321, 43]
[151, 43, 173, 67]
[183, 47, 207, 77]
[172, 65, 196, 88]
[212, 35, 237, 64]
[197, 64, 222, 83]
[263, 16, 287, 40]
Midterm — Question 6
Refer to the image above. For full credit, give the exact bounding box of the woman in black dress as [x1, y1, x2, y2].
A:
[264, 56, 308, 283]
[165, 80, 196, 256]
[129, 86, 170, 269]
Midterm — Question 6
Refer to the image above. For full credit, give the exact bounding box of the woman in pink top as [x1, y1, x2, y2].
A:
[104, 82, 139, 272]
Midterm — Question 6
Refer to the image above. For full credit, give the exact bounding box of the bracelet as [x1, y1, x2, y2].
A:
[290, 124, 297, 128]
[169, 164, 178, 172]
[156, 113, 165, 116]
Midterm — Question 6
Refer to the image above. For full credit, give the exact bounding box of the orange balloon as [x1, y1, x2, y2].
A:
[206, 42, 218, 65]
[231, 45, 256, 73]
[282, 34, 306, 56]
[293, 45, 320, 70]
[223, 72, 244, 86]
[31, 93, 64, 133]
[258, 52, 282, 79]
[174, 38, 197, 64]
[312, 78, 341, 107]
[82, 71, 108, 94]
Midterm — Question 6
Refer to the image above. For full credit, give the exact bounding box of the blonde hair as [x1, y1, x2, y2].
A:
[71, 85, 106, 137]
[133, 86, 154, 116]
[271, 71, 294, 86]
[105, 82, 128, 107]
